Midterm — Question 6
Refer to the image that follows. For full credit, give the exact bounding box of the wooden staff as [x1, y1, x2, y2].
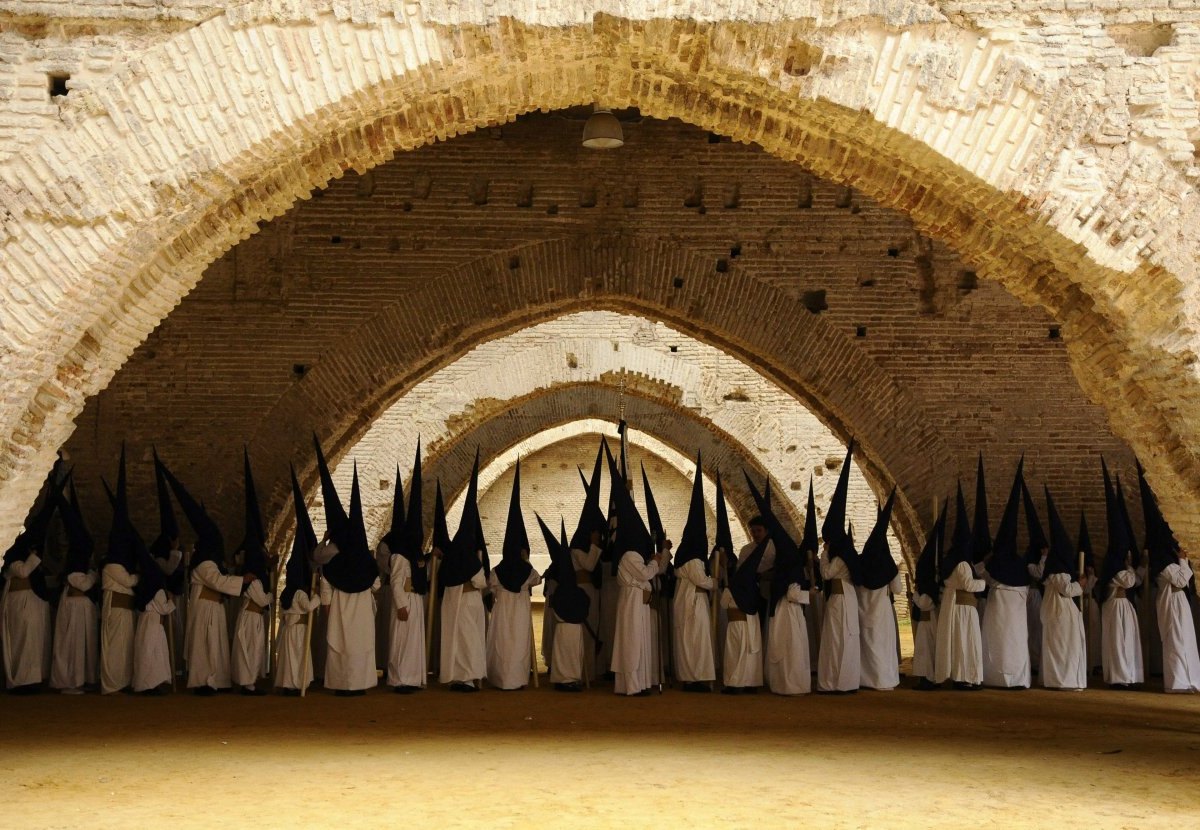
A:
[710, 548, 722, 652]
[298, 571, 319, 698]
[267, 552, 285, 677]
[166, 609, 178, 692]
[529, 596, 540, 689]
[425, 555, 440, 676]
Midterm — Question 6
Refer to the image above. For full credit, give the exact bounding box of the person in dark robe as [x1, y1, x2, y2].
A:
[384, 441, 430, 693]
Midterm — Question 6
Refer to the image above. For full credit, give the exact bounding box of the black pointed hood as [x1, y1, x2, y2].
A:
[745, 471, 807, 615]
[713, 472, 734, 558]
[312, 433, 348, 540]
[320, 459, 378, 594]
[1042, 487, 1076, 579]
[674, 454, 708, 567]
[60, 476, 94, 577]
[150, 448, 180, 560]
[104, 444, 138, 571]
[987, 457, 1031, 587]
[1021, 478, 1047, 567]
[942, 482, 973, 581]
[431, 480, 452, 554]
[570, 440, 606, 552]
[1137, 460, 1179, 577]
[641, 463, 666, 550]
[399, 440, 429, 594]
[730, 537, 768, 616]
[800, 477, 819, 556]
[238, 448, 269, 586]
[915, 503, 946, 601]
[1078, 511, 1095, 573]
[972, 454, 991, 563]
[608, 448, 653, 561]
[281, 465, 316, 611]
[158, 459, 225, 571]
[859, 488, 899, 590]
[133, 529, 166, 612]
[494, 459, 533, 593]
[822, 441, 859, 575]
[1114, 476, 1140, 569]
[540, 514, 589, 624]
[442, 451, 483, 588]
[381, 464, 406, 553]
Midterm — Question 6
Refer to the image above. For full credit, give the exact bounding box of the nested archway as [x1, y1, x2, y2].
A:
[2, 5, 1197, 552]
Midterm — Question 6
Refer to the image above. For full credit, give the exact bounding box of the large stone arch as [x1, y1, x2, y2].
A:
[2, 3, 1199, 550]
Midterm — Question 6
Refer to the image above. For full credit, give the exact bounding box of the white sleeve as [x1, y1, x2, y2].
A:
[104, 563, 139, 589]
[889, 573, 904, 593]
[758, 540, 776, 573]
[67, 570, 96, 591]
[469, 569, 487, 590]
[10, 554, 42, 579]
[196, 560, 243, 596]
[524, 569, 543, 589]
[1112, 570, 1138, 590]
[245, 579, 271, 606]
[391, 555, 411, 605]
[487, 570, 502, 593]
[159, 550, 183, 574]
[913, 593, 934, 612]
[681, 559, 714, 590]
[1161, 562, 1192, 589]
[786, 584, 810, 604]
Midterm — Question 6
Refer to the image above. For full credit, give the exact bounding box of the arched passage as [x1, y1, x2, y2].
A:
[3, 5, 1197, 552]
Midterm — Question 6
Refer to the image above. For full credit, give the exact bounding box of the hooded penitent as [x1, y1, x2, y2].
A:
[238, 448, 270, 588]
[431, 480, 452, 556]
[972, 454, 992, 565]
[441, 451, 483, 589]
[539, 515, 589, 624]
[914, 503, 946, 612]
[313, 436, 377, 594]
[1114, 477, 1140, 569]
[1137, 460, 1180, 578]
[1042, 487, 1077, 580]
[942, 482, 973, 582]
[494, 459, 533, 593]
[986, 458, 1031, 587]
[821, 441, 860, 582]
[571, 440, 606, 553]
[713, 473, 734, 562]
[673, 453, 708, 570]
[59, 476, 95, 581]
[641, 463, 666, 551]
[401, 440, 429, 594]
[159, 458, 225, 572]
[150, 451, 185, 595]
[281, 465, 316, 612]
[858, 488, 899, 591]
[799, 477, 822, 591]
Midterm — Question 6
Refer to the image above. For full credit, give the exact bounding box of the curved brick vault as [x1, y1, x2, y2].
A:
[3, 2, 1199, 552]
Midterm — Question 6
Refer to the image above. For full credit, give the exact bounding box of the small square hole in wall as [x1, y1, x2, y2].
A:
[1048, 326, 1061, 340]
[672, 277, 684, 289]
[856, 326, 867, 338]
[670, 345, 679, 353]
[48, 73, 70, 98]
[292, 363, 308, 378]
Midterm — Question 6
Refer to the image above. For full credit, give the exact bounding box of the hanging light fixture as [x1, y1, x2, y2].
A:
[582, 107, 624, 149]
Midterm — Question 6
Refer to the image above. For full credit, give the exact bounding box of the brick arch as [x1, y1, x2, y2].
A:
[246, 236, 938, 565]
[2, 5, 1198, 551]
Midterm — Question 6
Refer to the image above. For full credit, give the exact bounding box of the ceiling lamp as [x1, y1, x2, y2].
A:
[582, 108, 624, 149]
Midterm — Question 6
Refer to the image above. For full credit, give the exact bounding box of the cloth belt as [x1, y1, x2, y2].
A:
[727, 608, 748, 622]
[8, 576, 31, 591]
[66, 586, 88, 598]
[1111, 587, 1127, 599]
[694, 586, 710, 595]
[1169, 585, 1183, 594]
[403, 578, 414, 592]
[575, 569, 591, 586]
[246, 598, 267, 614]
[642, 588, 652, 605]
[954, 590, 978, 607]
[828, 580, 844, 595]
[462, 582, 479, 593]
[198, 586, 225, 603]
[108, 591, 135, 610]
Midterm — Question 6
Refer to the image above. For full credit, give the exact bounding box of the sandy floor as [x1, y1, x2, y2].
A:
[3, 669, 1199, 830]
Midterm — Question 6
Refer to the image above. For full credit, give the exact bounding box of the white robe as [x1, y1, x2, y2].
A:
[157, 550, 186, 665]
[375, 543, 392, 671]
[806, 587, 824, 669]
[981, 582, 1030, 688]
[2, 555, 52, 688]
[1156, 561, 1200, 693]
[1101, 569, 1144, 686]
[1027, 559, 1045, 671]
[438, 570, 487, 685]
[186, 559, 243, 689]
[817, 554, 860, 692]
[1040, 572, 1087, 690]
[857, 575, 901, 690]
[934, 561, 985, 685]
[386, 550, 427, 688]
[100, 562, 139, 694]
[486, 567, 542, 689]
[51, 570, 99, 690]
[671, 558, 715, 683]
[910, 593, 937, 681]
[132, 589, 176, 692]
[231, 578, 271, 687]
[767, 584, 810, 695]
[276, 589, 321, 690]
[721, 590, 763, 689]
[612, 551, 662, 695]
[1083, 573, 1102, 672]
[549, 615, 584, 684]
[322, 575, 381, 691]
[571, 544, 602, 680]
